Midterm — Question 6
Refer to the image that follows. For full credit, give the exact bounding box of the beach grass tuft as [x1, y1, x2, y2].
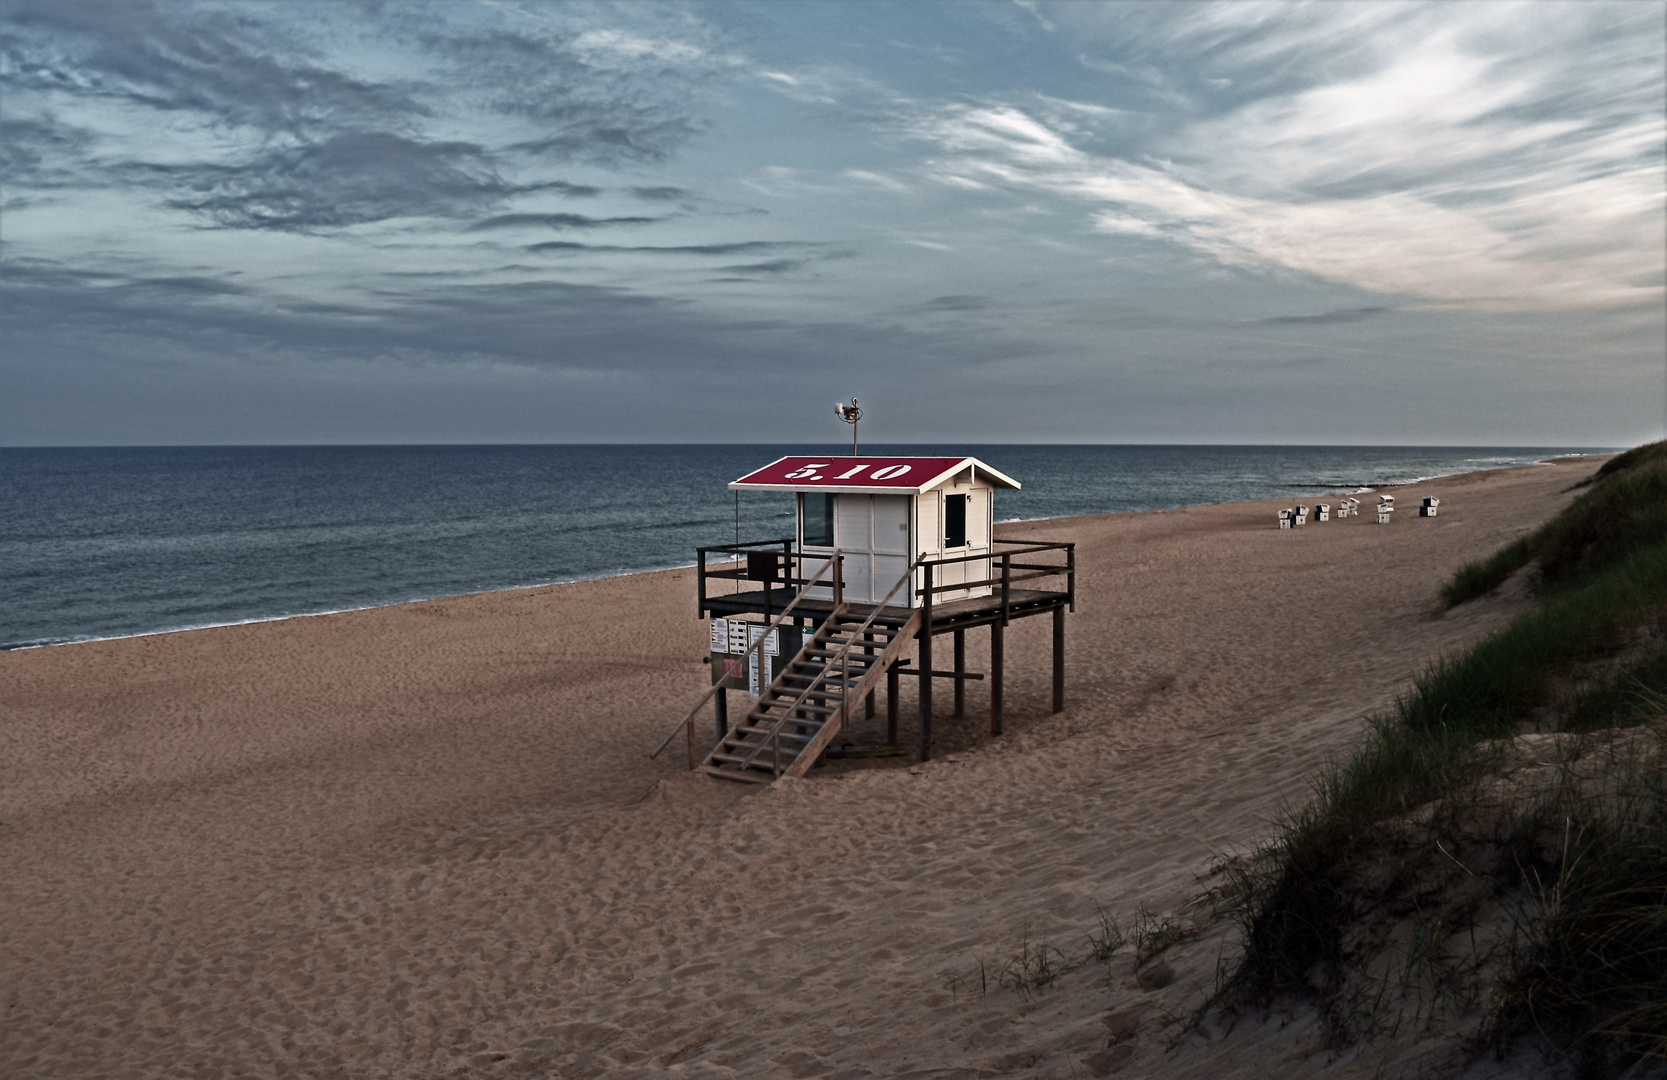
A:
[1443, 440, 1667, 607]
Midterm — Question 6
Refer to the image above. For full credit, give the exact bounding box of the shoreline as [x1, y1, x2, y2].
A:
[6, 455, 1588, 653]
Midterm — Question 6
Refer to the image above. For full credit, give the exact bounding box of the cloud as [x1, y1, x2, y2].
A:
[0, 254, 1035, 394]
[1261, 307, 1392, 326]
[428, 23, 707, 166]
[2, 0, 423, 135]
[629, 186, 694, 201]
[131, 275, 247, 296]
[918, 295, 990, 312]
[0, 115, 97, 188]
[915, 8, 1664, 315]
[715, 259, 805, 275]
[465, 213, 661, 232]
[149, 133, 515, 231]
[526, 240, 802, 256]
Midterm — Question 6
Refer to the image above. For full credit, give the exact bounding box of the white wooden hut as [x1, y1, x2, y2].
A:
[728, 455, 1020, 605]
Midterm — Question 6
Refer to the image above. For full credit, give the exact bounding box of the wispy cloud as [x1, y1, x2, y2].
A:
[917, 2, 1663, 310]
[149, 133, 514, 231]
[1261, 306, 1392, 326]
[525, 240, 802, 256]
[465, 213, 662, 232]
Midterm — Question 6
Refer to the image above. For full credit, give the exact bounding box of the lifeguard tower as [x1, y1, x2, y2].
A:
[654, 455, 1075, 783]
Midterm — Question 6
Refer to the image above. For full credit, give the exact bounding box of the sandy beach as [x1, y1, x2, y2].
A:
[0, 457, 1603, 1079]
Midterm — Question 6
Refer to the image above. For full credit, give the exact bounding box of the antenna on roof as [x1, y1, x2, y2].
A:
[835, 398, 861, 456]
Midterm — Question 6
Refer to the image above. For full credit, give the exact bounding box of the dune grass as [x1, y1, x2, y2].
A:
[1489, 734, 1667, 1076]
[1442, 440, 1667, 607]
[1223, 441, 1667, 1073]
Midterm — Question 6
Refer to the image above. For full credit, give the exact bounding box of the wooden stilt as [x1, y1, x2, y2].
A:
[1052, 605, 1066, 713]
[990, 618, 1004, 735]
[715, 687, 728, 741]
[887, 664, 900, 746]
[919, 562, 934, 761]
[865, 629, 877, 718]
[953, 629, 965, 718]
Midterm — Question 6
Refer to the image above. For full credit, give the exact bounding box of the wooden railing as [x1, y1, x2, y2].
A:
[696, 539, 845, 620]
[654, 550, 844, 768]
[738, 556, 923, 777]
[915, 541, 1075, 624]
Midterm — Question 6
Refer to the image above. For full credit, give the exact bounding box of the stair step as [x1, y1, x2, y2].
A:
[754, 700, 839, 715]
[787, 659, 869, 672]
[710, 749, 798, 768]
[774, 676, 865, 690]
[701, 764, 773, 784]
[734, 724, 816, 742]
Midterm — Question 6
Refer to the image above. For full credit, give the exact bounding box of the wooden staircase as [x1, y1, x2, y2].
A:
[702, 605, 922, 783]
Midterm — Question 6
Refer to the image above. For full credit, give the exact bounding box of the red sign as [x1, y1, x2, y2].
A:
[730, 456, 985, 493]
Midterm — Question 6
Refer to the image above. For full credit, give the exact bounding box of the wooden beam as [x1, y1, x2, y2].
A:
[864, 629, 877, 718]
[919, 561, 933, 762]
[953, 629, 965, 718]
[887, 664, 899, 747]
[990, 618, 1004, 736]
[1053, 604, 1065, 714]
[714, 687, 728, 741]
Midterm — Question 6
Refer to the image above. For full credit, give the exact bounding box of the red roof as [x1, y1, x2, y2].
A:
[729, 456, 1019, 494]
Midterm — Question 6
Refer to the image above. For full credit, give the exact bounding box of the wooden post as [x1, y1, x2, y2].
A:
[919, 561, 933, 761]
[1067, 544, 1076, 612]
[990, 618, 1004, 735]
[864, 630, 877, 718]
[887, 664, 900, 746]
[953, 629, 966, 718]
[714, 687, 728, 741]
[1052, 605, 1065, 714]
[696, 547, 707, 618]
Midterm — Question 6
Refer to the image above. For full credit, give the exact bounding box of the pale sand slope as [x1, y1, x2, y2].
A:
[0, 457, 1601, 1079]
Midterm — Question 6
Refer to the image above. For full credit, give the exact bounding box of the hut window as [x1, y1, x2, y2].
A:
[945, 493, 968, 548]
[802, 492, 834, 546]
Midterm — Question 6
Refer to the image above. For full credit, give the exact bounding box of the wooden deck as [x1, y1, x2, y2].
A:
[703, 586, 1068, 634]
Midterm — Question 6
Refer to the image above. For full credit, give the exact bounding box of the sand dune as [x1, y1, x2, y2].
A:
[0, 457, 1597, 1078]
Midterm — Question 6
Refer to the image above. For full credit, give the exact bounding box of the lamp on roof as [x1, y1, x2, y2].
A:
[835, 398, 861, 456]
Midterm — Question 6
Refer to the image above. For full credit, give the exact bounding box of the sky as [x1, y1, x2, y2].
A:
[1, 0, 1663, 447]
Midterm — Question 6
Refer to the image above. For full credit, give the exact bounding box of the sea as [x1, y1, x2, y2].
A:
[1, 444, 1612, 650]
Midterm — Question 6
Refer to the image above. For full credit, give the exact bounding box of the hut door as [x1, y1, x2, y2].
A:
[939, 491, 970, 599]
[965, 487, 992, 599]
[872, 496, 910, 602]
[832, 494, 875, 602]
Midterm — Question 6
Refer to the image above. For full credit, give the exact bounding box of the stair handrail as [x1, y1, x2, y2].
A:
[651, 549, 844, 763]
[739, 555, 924, 776]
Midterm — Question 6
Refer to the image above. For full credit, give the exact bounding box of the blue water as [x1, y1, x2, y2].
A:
[1, 444, 1611, 650]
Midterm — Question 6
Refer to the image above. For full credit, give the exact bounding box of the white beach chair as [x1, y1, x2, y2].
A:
[1316, 502, 1331, 522]
[1421, 496, 1440, 518]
